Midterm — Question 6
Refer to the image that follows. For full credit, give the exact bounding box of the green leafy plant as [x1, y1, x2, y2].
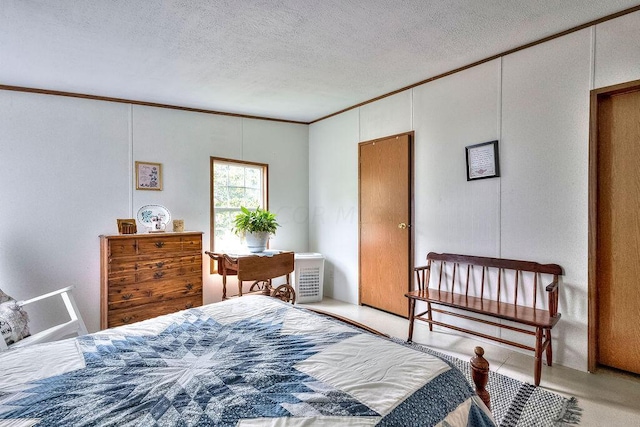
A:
[233, 206, 279, 237]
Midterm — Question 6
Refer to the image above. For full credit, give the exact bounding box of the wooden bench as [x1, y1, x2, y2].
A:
[406, 252, 563, 386]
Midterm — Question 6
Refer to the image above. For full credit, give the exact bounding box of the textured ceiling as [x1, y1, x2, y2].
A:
[1, 1, 638, 123]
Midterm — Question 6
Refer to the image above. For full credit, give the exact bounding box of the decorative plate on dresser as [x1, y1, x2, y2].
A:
[136, 204, 171, 232]
[99, 231, 203, 329]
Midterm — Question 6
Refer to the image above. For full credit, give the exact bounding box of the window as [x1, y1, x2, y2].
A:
[211, 157, 268, 254]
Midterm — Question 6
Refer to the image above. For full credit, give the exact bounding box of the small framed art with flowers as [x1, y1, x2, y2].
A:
[135, 161, 163, 190]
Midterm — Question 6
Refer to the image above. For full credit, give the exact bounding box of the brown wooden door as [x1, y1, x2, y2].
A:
[597, 88, 640, 374]
[359, 133, 412, 317]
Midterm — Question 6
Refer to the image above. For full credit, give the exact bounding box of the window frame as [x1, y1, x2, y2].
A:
[209, 156, 269, 272]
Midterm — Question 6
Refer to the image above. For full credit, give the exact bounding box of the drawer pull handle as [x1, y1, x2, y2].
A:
[122, 316, 132, 323]
[122, 293, 133, 300]
[154, 271, 165, 279]
[155, 242, 165, 248]
[186, 283, 193, 290]
[185, 303, 194, 309]
[156, 262, 165, 268]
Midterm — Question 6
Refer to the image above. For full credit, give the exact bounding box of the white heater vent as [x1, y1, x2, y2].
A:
[293, 253, 324, 303]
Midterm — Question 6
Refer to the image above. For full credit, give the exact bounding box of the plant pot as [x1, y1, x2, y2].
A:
[245, 231, 270, 253]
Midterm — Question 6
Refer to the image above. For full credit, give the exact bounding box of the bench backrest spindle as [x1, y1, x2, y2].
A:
[513, 270, 519, 306]
[465, 264, 471, 296]
[452, 263, 458, 294]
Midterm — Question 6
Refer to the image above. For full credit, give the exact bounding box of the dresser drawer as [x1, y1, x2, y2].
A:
[108, 256, 201, 283]
[181, 235, 202, 252]
[108, 273, 138, 287]
[133, 257, 184, 281]
[109, 238, 138, 257]
[137, 261, 199, 282]
[107, 295, 202, 328]
[137, 236, 184, 254]
[108, 235, 201, 258]
[108, 258, 142, 276]
[108, 276, 202, 310]
[177, 255, 202, 275]
[109, 268, 186, 285]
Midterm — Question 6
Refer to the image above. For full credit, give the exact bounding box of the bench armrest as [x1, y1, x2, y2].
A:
[545, 279, 560, 316]
[413, 265, 430, 292]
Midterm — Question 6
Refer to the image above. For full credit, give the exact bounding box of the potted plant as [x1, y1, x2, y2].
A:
[233, 206, 279, 253]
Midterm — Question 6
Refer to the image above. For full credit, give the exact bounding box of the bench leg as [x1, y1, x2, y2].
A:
[407, 298, 416, 342]
[545, 328, 553, 367]
[534, 327, 543, 386]
[427, 302, 433, 331]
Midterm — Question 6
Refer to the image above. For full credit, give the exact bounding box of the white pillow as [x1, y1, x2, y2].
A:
[0, 300, 30, 346]
[0, 288, 12, 304]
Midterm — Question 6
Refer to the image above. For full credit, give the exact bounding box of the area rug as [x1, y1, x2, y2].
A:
[395, 339, 582, 426]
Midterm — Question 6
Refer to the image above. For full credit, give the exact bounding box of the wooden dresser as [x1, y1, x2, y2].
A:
[100, 231, 203, 329]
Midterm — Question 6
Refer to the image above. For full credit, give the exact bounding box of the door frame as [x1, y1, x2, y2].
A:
[588, 79, 640, 372]
[357, 131, 415, 316]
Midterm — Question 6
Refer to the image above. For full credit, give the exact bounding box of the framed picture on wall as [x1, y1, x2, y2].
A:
[465, 140, 500, 181]
[135, 161, 163, 190]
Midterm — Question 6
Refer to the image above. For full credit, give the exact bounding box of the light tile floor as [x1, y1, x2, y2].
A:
[302, 298, 640, 426]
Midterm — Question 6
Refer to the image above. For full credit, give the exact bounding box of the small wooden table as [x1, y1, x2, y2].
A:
[205, 250, 296, 303]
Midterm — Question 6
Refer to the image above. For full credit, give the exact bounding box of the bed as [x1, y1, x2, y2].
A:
[0, 295, 495, 426]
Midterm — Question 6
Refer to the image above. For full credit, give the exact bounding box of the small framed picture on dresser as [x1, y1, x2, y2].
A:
[135, 161, 163, 190]
[117, 219, 137, 234]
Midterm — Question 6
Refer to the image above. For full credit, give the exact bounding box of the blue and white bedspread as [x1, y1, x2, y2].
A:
[0, 296, 494, 426]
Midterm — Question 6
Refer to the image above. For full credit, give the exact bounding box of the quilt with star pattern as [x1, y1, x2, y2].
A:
[0, 295, 495, 426]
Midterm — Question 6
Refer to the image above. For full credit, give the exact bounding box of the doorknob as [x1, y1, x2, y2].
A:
[398, 223, 407, 229]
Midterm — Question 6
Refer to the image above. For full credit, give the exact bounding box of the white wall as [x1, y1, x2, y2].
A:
[500, 29, 592, 366]
[0, 92, 130, 335]
[308, 109, 359, 304]
[308, 10, 640, 372]
[0, 92, 309, 334]
[412, 60, 501, 259]
[594, 11, 640, 88]
[242, 118, 310, 253]
[359, 91, 412, 142]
